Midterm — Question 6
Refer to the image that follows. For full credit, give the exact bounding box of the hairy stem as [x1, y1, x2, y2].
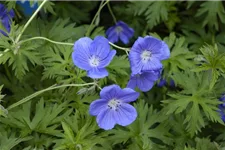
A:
[7, 82, 96, 110]
[19, 36, 74, 46]
[15, 0, 48, 44]
[85, 0, 109, 37]
[107, 2, 117, 24]
[109, 42, 130, 52]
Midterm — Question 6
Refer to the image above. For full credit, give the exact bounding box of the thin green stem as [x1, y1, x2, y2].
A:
[86, 0, 109, 36]
[107, 2, 117, 24]
[19, 37, 74, 46]
[109, 42, 130, 52]
[15, 0, 48, 44]
[7, 82, 96, 110]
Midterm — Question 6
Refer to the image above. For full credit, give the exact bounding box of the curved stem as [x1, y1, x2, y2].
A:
[7, 82, 96, 110]
[19, 37, 74, 46]
[86, 0, 109, 36]
[107, 2, 117, 24]
[109, 42, 130, 52]
[15, 0, 48, 44]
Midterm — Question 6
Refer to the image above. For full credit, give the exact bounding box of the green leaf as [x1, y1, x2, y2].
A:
[193, 44, 225, 89]
[0, 99, 72, 137]
[196, 1, 225, 30]
[163, 71, 224, 137]
[54, 112, 109, 150]
[0, 130, 32, 150]
[108, 100, 172, 149]
[162, 33, 195, 76]
[128, 0, 170, 28]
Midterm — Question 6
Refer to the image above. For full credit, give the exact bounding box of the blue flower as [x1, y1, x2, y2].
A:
[0, 3, 14, 36]
[106, 21, 134, 44]
[89, 84, 139, 130]
[127, 71, 160, 92]
[72, 36, 116, 79]
[129, 36, 170, 74]
[219, 95, 225, 122]
[157, 78, 167, 87]
[16, 0, 38, 17]
[157, 78, 175, 88]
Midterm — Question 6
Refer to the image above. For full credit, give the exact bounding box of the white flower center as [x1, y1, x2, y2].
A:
[115, 26, 123, 34]
[141, 50, 151, 63]
[108, 99, 121, 110]
[89, 56, 100, 67]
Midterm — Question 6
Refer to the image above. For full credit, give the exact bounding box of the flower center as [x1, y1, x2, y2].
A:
[89, 56, 100, 67]
[108, 99, 121, 110]
[115, 26, 123, 34]
[141, 50, 151, 63]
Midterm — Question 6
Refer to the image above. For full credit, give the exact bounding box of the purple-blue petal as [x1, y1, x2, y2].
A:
[129, 52, 143, 74]
[160, 41, 170, 60]
[117, 88, 139, 103]
[158, 79, 167, 87]
[97, 109, 116, 130]
[87, 68, 108, 79]
[89, 99, 108, 116]
[142, 57, 163, 71]
[114, 103, 137, 126]
[106, 26, 119, 43]
[99, 50, 116, 68]
[72, 51, 91, 70]
[119, 32, 130, 44]
[72, 37, 92, 70]
[136, 73, 155, 92]
[127, 78, 137, 90]
[90, 36, 111, 58]
[0, 4, 14, 35]
[128, 71, 160, 92]
[100, 84, 121, 100]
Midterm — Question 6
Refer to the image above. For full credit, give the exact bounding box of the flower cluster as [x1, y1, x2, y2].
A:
[128, 36, 170, 92]
[0, 3, 14, 36]
[72, 21, 170, 130]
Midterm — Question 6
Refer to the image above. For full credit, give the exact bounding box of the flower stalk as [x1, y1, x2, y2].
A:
[7, 82, 97, 110]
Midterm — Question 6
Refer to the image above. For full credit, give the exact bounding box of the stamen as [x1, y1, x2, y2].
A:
[108, 99, 121, 110]
[141, 50, 151, 63]
[115, 26, 123, 34]
[89, 56, 100, 67]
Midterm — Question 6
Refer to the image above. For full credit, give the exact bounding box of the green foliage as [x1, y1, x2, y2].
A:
[1, 1, 225, 149]
[185, 138, 220, 150]
[127, 1, 175, 29]
[108, 101, 172, 150]
[192, 44, 225, 89]
[105, 55, 130, 86]
[195, 1, 225, 30]
[0, 130, 32, 150]
[161, 33, 195, 76]
[0, 99, 72, 136]
[163, 71, 223, 137]
[42, 45, 76, 82]
[53, 1, 98, 23]
[53, 112, 109, 150]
